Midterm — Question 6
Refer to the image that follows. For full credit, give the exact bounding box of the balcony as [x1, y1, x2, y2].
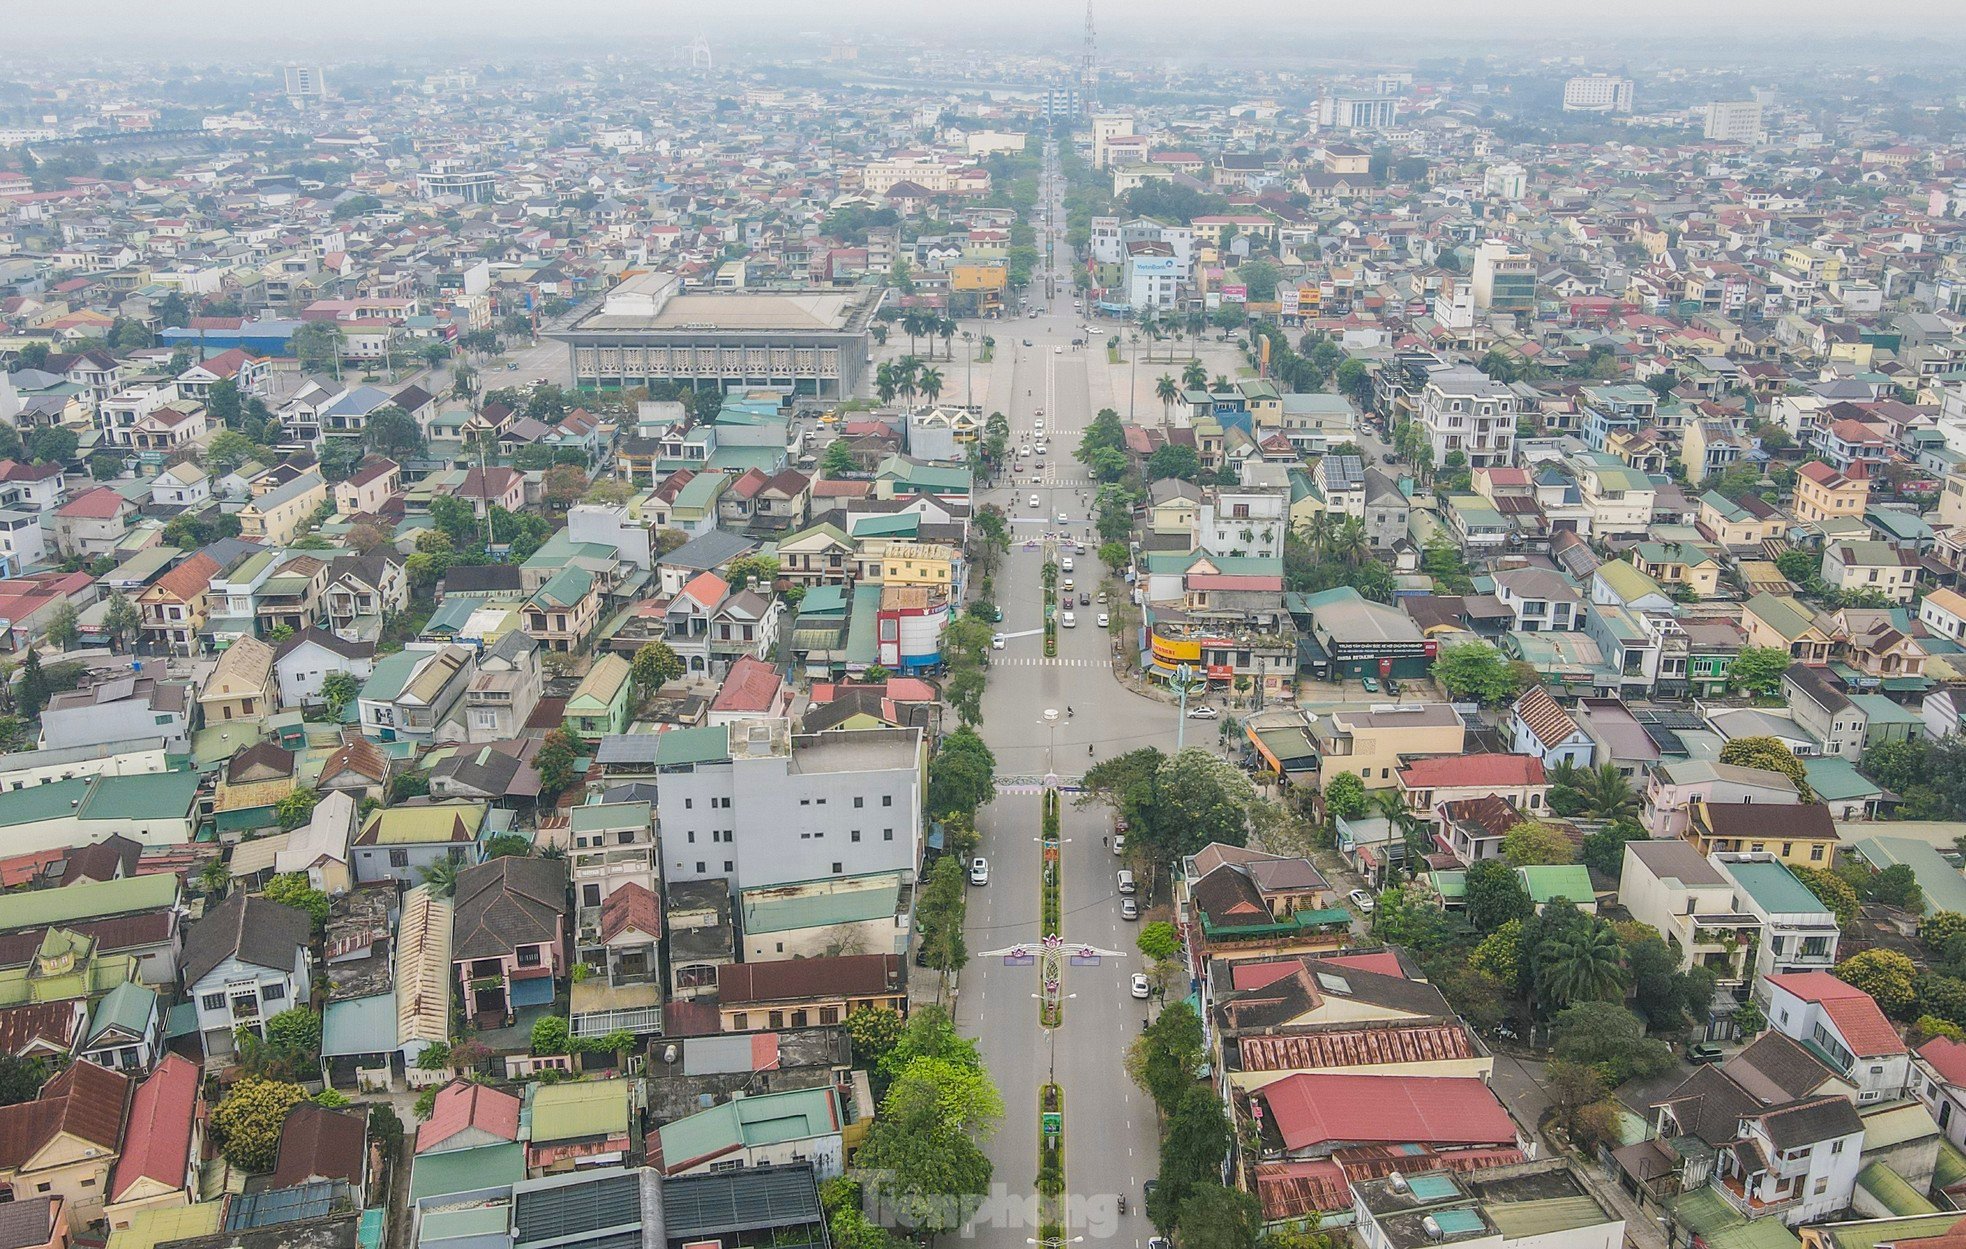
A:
[1716, 1173, 1801, 1220]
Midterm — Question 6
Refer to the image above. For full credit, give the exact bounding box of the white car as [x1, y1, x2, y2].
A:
[1120, 897, 1139, 921]
[1061, 557, 1074, 572]
[991, 632, 1006, 650]
[1030, 495, 1041, 508]
[1130, 973, 1151, 999]
[970, 857, 990, 886]
[1112, 834, 1126, 856]
[1097, 612, 1109, 628]
[1061, 611, 1077, 627]
[1185, 705, 1219, 719]
[1348, 888, 1376, 914]
[1056, 511, 1068, 524]
[1055, 346, 1063, 354]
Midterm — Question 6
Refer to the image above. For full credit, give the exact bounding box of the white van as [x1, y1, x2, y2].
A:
[1116, 869, 1136, 896]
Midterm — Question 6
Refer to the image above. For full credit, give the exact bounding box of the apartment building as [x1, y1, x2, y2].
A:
[1418, 368, 1517, 469]
[656, 719, 924, 892]
[1563, 75, 1635, 112]
[1714, 853, 1842, 985]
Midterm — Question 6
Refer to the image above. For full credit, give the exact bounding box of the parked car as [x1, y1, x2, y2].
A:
[1113, 834, 1126, 855]
[1348, 888, 1376, 913]
[1120, 897, 1139, 921]
[1361, 676, 1380, 693]
[969, 857, 990, 886]
[1185, 705, 1219, 719]
[992, 633, 1006, 650]
[1688, 1042, 1725, 1065]
[1097, 613, 1109, 627]
[1130, 973, 1151, 999]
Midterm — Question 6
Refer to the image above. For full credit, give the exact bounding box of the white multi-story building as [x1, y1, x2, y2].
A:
[1124, 247, 1182, 310]
[1198, 486, 1288, 558]
[656, 719, 924, 892]
[1317, 94, 1398, 131]
[1763, 971, 1910, 1105]
[1562, 75, 1634, 113]
[1091, 114, 1135, 169]
[1705, 99, 1765, 144]
[1417, 367, 1518, 469]
[284, 64, 328, 100]
[1482, 163, 1528, 201]
[1714, 853, 1841, 985]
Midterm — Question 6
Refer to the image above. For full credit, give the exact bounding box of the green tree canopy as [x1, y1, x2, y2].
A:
[1431, 641, 1520, 704]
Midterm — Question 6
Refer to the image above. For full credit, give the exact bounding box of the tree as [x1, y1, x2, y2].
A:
[543, 463, 588, 509]
[1545, 1060, 1625, 1152]
[1629, 932, 1715, 1033]
[1536, 919, 1629, 1010]
[1564, 765, 1639, 821]
[262, 872, 329, 930]
[1138, 920, 1182, 969]
[631, 641, 684, 693]
[845, 1005, 904, 1069]
[854, 1060, 995, 1240]
[484, 833, 533, 859]
[0, 1054, 49, 1107]
[346, 523, 390, 555]
[1466, 860, 1535, 934]
[1718, 736, 1813, 800]
[1729, 646, 1792, 698]
[1156, 1084, 1233, 1225]
[927, 728, 996, 821]
[945, 666, 986, 728]
[102, 592, 141, 652]
[42, 601, 78, 651]
[211, 1078, 308, 1171]
[535, 729, 581, 796]
[1173, 1183, 1260, 1249]
[1552, 1001, 1674, 1084]
[1146, 443, 1201, 482]
[1323, 771, 1368, 821]
[822, 439, 857, 478]
[531, 1015, 571, 1055]
[417, 858, 458, 898]
[1432, 641, 1520, 704]
[26, 427, 77, 465]
[1837, 949, 1918, 1018]
[1580, 821, 1647, 879]
[1144, 748, 1267, 861]
[1791, 866, 1859, 927]
[274, 788, 321, 831]
[916, 857, 970, 977]
[1502, 820, 1575, 867]
[320, 671, 361, 717]
[1870, 863, 1926, 912]
[264, 1006, 323, 1059]
[1469, 920, 1523, 981]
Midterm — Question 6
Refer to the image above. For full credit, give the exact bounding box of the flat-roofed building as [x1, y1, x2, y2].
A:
[553, 272, 881, 399]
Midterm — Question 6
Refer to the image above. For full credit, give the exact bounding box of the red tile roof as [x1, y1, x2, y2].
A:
[1257, 1073, 1518, 1151]
[109, 1054, 199, 1201]
[1238, 1023, 1478, 1073]
[1254, 1160, 1351, 1219]
[416, 1079, 521, 1154]
[1398, 753, 1546, 790]
[145, 552, 221, 604]
[710, 656, 784, 714]
[1318, 951, 1408, 980]
[1766, 971, 1905, 1057]
[598, 881, 662, 945]
[56, 486, 131, 519]
[1921, 1036, 1966, 1088]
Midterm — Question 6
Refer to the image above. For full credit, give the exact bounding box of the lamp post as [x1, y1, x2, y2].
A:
[1171, 661, 1201, 752]
[962, 329, 975, 408]
[1128, 329, 1141, 421]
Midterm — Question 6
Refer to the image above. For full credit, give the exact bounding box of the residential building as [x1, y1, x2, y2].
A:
[656, 720, 922, 892]
[452, 856, 566, 1028]
[197, 635, 276, 723]
[1763, 972, 1909, 1105]
[1308, 703, 1467, 792]
[182, 891, 313, 1065]
[351, 800, 487, 885]
[1619, 839, 1755, 1003]
[1714, 853, 1842, 985]
[1417, 368, 1517, 470]
[136, 553, 221, 656]
[1564, 75, 1635, 112]
[716, 953, 906, 1032]
[655, 1086, 845, 1178]
[237, 471, 327, 547]
[462, 631, 542, 742]
[359, 645, 475, 743]
[1686, 800, 1840, 868]
[1705, 99, 1765, 143]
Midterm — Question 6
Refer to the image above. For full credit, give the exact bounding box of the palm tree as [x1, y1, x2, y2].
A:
[1305, 511, 1338, 561]
[1537, 923, 1629, 1008]
[1331, 516, 1370, 566]
[875, 363, 897, 407]
[895, 356, 921, 409]
[1139, 310, 1160, 359]
[1211, 374, 1232, 392]
[419, 858, 461, 899]
[1155, 374, 1180, 424]
[1181, 359, 1208, 390]
[872, 323, 889, 347]
[1573, 764, 1640, 821]
[938, 318, 955, 360]
[1371, 788, 1433, 881]
[1187, 310, 1206, 356]
[919, 367, 944, 406]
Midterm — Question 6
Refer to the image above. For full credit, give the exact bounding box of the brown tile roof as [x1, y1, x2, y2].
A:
[598, 882, 661, 945]
[1512, 685, 1582, 750]
[0, 1058, 131, 1169]
[0, 1001, 83, 1057]
[1236, 1022, 1479, 1073]
[1694, 799, 1838, 842]
[269, 1103, 368, 1190]
[145, 551, 221, 603]
[717, 953, 901, 1006]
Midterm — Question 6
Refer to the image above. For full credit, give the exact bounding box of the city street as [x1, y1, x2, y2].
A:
[957, 140, 1184, 1249]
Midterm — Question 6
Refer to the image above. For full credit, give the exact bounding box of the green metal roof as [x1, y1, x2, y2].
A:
[1517, 865, 1595, 905]
[410, 1142, 526, 1203]
[657, 1086, 840, 1169]
[1813, 1212, 1961, 1249]
[1726, 859, 1830, 916]
[741, 879, 900, 935]
[1801, 757, 1882, 803]
[654, 725, 732, 767]
[531, 565, 597, 611]
[0, 873, 178, 928]
[78, 769, 202, 822]
[1669, 1188, 1800, 1249]
[1595, 559, 1667, 603]
[797, 584, 851, 618]
[322, 992, 397, 1057]
[86, 980, 158, 1046]
[362, 650, 423, 702]
[846, 584, 883, 664]
[1848, 836, 1966, 916]
[1857, 1160, 1936, 1217]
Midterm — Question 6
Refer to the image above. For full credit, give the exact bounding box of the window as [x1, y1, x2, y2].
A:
[696, 861, 706, 874]
[883, 795, 894, 807]
[769, 1010, 785, 1028]
[261, 982, 286, 1003]
[852, 830, 862, 842]
[688, 831, 696, 843]
[685, 798, 694, 809]
[389, 849, 410, 867]
[884, 829, 894, 841]
[201, 992, 225, 1011]
[854, 796, 864, 808]
[820, 1006, 840, 1025]
[723, 860, 734, 873]
[833, 861, 844, 874]
[1811, 844, 1825, 861]
[732, 1012, 748, 1030]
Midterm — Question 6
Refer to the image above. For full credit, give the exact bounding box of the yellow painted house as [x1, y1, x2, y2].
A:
[198, 635, 277, 723]
[0, 1060, 132, 1226]
[879, 543, 956, 591]
[238, 471, 328, 547]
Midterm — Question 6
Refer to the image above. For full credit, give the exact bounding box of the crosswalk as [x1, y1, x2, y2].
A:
[993, 656, 1108, 667]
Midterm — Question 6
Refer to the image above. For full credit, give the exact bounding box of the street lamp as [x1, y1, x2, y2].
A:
[1128, 330, 1141, 421]
[961, 329, 975, 408]
[1170, 662, 1202, 752]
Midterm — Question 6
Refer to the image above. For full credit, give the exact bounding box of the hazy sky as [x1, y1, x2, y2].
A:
[11, 0, 1966, 53]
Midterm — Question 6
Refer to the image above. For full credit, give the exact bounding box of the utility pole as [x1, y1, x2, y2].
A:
[1081, 0, 1096, 112]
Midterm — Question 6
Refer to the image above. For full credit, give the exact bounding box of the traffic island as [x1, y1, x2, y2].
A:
[1038, 789, 1062, 1026]
[1037, 1081, 1065, 1245]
